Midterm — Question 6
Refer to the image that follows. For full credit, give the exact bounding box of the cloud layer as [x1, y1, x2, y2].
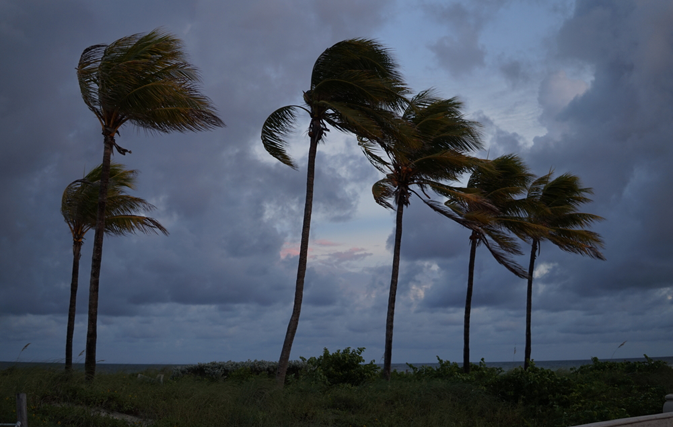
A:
[1, 0, 672, 365]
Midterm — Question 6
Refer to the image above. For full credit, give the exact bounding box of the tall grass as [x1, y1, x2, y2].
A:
[1, 355, 671, 427]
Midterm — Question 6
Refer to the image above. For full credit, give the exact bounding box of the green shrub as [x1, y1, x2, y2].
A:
[406, 357, 503, 384]
[171, 359, 305, 381]
[488, 362, 572, 407]
[572, 355, 670, 375]
[300, 347, 380, 386]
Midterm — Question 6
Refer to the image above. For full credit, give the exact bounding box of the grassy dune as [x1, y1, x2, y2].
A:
[1, 354, 672, 426]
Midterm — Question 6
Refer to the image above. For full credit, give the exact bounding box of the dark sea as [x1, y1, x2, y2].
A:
[2, 356, 672, 374]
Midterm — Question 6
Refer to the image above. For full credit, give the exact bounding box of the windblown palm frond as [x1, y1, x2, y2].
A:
[522, 171, 605, 259]
[261, 38, 409, 169]
[448, 154, 536, 271]
[77, 29, 224, 138]
[61, 163, 168, 241]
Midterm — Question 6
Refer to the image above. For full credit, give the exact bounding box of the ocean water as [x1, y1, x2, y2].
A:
[391, 356, 673, 373]
[2, 356, 672, 374]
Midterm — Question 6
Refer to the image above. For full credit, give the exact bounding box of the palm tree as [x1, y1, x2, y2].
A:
[516, 171, 605, 369]
[77, 29, 224, 380]
[359, 90, 482, 380]
[261, 38, 408, 386]
[443, 154, 533, 372]
[61, 163, 168, 372]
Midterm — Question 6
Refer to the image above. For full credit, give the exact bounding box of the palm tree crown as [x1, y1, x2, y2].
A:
[62, 164, 168, 243]
[262, 38, 407, 168]
[260, 39, 408, 386]
[78, 29, 223, 142]
[520, 172, 605, 258]
[445, 154, 534, 278]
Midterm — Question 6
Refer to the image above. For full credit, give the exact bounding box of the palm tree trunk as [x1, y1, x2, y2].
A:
[276, 122, 320, 387]
[65, 238, 83, 372]
[524, 239, 538, 370]
[383, 200, 405, 381]
[85, 133, 114, 381]
[463, 231, 478, 373]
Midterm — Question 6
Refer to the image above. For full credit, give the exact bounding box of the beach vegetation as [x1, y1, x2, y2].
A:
[1, 355, 671, 426]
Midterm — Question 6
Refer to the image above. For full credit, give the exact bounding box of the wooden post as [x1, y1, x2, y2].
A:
[16, 393, 27, 427]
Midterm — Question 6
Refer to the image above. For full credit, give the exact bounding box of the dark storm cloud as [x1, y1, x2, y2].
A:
[498, 58, 531, 88]
[473, 111, 528, 157]
[0, 0, 391, 321]
[526, 0, 673, 301]
[385, 200, 468, 261]
[424, 0, 509, 77]
[3, 0, 673, 364]
[360, 3, 670, 360]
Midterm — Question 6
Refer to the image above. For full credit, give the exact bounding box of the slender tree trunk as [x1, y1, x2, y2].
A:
[463, 231, 478, 373]
[276, 121, 320, 387]
[85, 133, 114, 381]
[383, 200, 405, 381]
[65, 238, 83, 372]
[524, 239, 538, 370]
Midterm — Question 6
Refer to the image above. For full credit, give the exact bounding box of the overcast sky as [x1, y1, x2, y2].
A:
[1, 0, 672, 366]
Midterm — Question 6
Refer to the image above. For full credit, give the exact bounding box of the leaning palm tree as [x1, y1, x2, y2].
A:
[515, 171, 605, 369]
[77, 29, 224, 380]
[62, 163, 167, 372]
[359, 90, 483, 380]
[443, 154, 533, 372]
[261, 39, 408, 386]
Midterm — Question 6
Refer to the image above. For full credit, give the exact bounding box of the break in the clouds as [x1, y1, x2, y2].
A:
[1, 0, 672, 366]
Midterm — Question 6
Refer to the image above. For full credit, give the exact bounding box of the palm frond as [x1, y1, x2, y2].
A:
[61, 163, 168, 240]
[261, 105, 303, 169]
[372, 178, 396, 210]
[104, 215, 168, 236]
[518, 170, 605, 260]
[358, 137, 391, 174]
[479, 234, 529, 279]
[421, 198, 477, 229]
[76, 44, 106, 121]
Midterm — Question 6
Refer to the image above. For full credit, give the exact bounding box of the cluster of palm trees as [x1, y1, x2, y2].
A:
[67, 29, 224, 380]
[262, 39, 605, 385]
[61, 164, 168, 372]
[64, 30, 603, 384]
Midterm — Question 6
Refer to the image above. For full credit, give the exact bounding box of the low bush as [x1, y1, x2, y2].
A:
[170, 359, 305, 381]
[300, 347, 380, 386]
[1, 353, 671, 426]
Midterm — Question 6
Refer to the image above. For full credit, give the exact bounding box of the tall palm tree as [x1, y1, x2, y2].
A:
[359, 90, 483, 380]
[61, 163, 167, 372]
[443, 154, 533, 372]
[516, 171, 605, 369]
[77, 29, 224, 380]
[261, 39, 408, 386]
